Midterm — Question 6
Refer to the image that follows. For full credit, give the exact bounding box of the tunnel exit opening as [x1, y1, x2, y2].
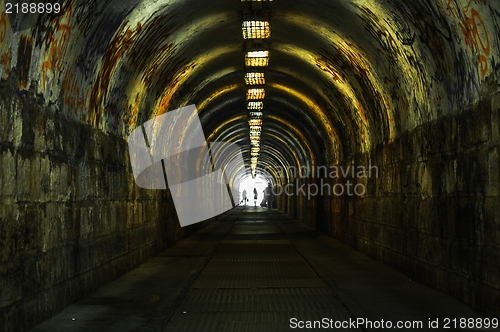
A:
[238, 173, 269, 206]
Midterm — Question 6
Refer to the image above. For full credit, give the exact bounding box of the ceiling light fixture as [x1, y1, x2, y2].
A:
[245, 72, 265, 85]
[242, 21, 271, 39]
[250, 125, 261, 132]
[249, 119, 263, 126]
[247, 88, 265, 100]
[245, 50, 269, 67]
[247, 101, 264, 110]
[249, 111, 263, 118]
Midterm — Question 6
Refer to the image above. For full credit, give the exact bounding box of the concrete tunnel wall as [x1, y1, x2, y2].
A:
[0, 0, 499, 330]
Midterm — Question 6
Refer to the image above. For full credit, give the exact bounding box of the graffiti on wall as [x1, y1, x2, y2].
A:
[391, 12, 416, 46]
[75, 13, 125, 81]
[89, 21, 141, 126]
[73, 0, 100, 38]
[63, 66, 88, 120]
[437, 0, 491, 80]
[360, 6, 401, 65]
[40, 7, 72, 95]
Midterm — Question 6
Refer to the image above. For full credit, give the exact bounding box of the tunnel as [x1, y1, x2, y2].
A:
[1, 0, 500, 330]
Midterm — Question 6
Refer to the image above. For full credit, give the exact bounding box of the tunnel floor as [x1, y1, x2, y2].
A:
[29, 207, 482, 332]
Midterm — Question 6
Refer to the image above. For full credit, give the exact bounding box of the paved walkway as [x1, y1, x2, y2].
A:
[30, 207, 489, 332]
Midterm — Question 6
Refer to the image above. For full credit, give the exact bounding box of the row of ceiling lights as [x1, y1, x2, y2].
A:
[241, 0, 272, 178]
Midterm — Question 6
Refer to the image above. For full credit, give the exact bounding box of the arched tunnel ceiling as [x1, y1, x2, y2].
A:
[1, 0, 499, 186]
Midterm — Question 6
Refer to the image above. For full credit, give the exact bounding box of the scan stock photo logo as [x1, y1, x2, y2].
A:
[127, 105, 244, 227]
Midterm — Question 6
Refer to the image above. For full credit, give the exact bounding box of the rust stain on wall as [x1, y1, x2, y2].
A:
[314, 53, 345, 82]
[124, 94, 141, 126]
[357, 102, 367, 123]
[63, 66, 88, 119]
[127, 14, 178, 75]
[0, 12, 11, 78]
[0, 52, 9, 68]
[337, 42, 371, 78]
[141, 42, 176, 86]
[156, 58, 197, 114]
[89, 21, 141, 126]
[40, 7, 72, 91]
[314, 46, 371, 126]
[17, 35, 33, 88]
[0, 51, 10, 78]
[122, 13, 181, 117]
[0, 12, 6, 43]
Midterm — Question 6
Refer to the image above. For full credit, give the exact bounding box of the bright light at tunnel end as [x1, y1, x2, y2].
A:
[126, 105, 381, 225]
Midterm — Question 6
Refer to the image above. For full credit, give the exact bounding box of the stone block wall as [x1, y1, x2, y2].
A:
[0, 82, 204, 331]
[319, 94, 500, 318]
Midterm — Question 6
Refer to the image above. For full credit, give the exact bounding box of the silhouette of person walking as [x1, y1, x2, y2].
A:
[253, 188, 258, 206]
[264, 183, 272, 211]
[242, 189, 247, 205]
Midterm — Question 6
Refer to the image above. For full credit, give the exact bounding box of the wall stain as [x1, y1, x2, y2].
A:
[359, 6, 401, 65]
[89, 21, 141, 126]
[40, 6, 72, 93]
[141, 42, 176, 86]
[155, 58, 197, 114]
[127, 13, 178, 80]
[449, 51, 481, 111]
[314, 53, 345, 82]
[0, 51, 9, 69]
[63, 66, 88, 119]
[73, 0, 100, 37]
[0, 12, 11, 78]
[392, 13, 416, 46]
[75, 9, 129, 81]
[17, 35, 33, 88]
[0, 12, 6, 43]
